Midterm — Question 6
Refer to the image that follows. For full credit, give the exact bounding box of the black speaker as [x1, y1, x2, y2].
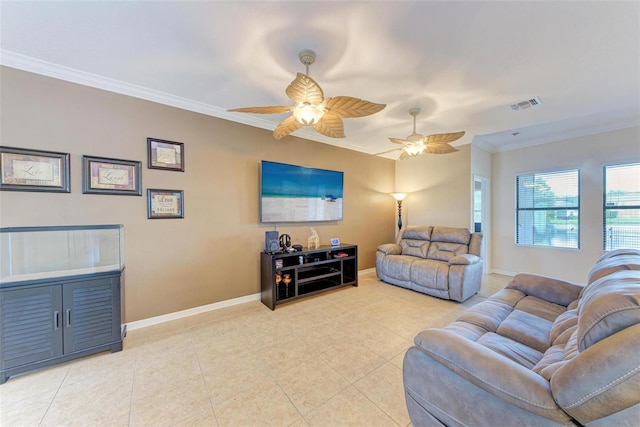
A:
[265, 231, 279, 253]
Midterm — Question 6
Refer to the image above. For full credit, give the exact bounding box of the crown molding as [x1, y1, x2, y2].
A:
[473, 115, 640, 153]
[0, 49, 339, 146]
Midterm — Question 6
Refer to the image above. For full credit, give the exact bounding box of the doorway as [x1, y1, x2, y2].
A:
[473, 175, 490, 273]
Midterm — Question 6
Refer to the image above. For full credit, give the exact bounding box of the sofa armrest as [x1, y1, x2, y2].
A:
[506, 273, 583, 307]
[449, 254, 480, 265]
[377, 243, 401, 255]
[411, 329, 569, 421]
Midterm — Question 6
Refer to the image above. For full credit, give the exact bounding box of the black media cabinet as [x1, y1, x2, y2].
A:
[260, 244, 358, 310]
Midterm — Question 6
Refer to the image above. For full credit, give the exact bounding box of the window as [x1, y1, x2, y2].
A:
[604, 163, 640, 250]
[516, 169, 579, 248]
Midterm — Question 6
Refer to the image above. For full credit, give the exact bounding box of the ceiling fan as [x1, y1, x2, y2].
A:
[375, 108, 465, 160]
[228, 49, 386, 140]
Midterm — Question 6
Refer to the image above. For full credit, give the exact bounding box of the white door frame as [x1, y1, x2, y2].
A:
[473, 175, 490, 274]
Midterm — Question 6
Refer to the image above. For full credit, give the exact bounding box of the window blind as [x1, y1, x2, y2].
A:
[604, 163, 640, 250]
[516, 169, 580, 249]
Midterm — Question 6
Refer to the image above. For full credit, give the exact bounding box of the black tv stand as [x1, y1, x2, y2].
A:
[260, 244, 358, 310]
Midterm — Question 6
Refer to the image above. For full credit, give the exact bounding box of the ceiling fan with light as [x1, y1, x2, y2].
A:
[375, 108, 465, 160]
[228, 49, 386, 140]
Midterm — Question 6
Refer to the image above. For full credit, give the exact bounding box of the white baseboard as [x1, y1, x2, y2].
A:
[490, 269, 517, 277]
[126, 292, 260, 331]
[126, 269, 375, 331]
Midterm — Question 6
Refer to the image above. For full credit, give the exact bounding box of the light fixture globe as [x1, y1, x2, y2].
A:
[293, 102, 326, 125]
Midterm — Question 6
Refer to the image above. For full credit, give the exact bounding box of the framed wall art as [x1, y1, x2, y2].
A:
[0, 146, 70, 193]
[147, 138, 184, 172]
[82, 155, 142, 195]
[147, 189, 184, 219]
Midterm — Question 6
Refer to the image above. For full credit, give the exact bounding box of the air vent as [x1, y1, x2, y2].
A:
[511, 97, 542, 111]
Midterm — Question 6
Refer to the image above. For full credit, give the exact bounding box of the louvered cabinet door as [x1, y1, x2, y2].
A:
[62, 277, 121, 354]
[0, 285, 64, 370]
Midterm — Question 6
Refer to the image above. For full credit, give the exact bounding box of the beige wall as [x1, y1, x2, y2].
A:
[395, 144, 472, 228]
[0, 67, 396, 322]
[491, 126, 640, 283]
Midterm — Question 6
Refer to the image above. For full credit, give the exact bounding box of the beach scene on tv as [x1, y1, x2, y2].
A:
[261, 161, 343, 223]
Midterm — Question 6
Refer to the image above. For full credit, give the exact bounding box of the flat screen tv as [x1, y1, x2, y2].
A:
[260, 160, 344, 223]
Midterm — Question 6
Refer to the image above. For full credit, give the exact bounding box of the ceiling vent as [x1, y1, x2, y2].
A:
[511, 97, 542, 111]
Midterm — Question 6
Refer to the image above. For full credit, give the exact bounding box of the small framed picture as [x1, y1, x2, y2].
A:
[0, 146, 70, 193]
[82, 156, 142, 195]
[147, 138, 184, 172]
[147, 189, 184, 219]
[330, 238, 340, 246]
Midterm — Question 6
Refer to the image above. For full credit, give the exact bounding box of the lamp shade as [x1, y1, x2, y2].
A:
[390, 192, 407, 201]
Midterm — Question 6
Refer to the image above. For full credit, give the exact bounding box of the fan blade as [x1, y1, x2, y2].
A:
[228, 106, 293, 114]
[312, 112, 345, 138]
[273, 115, 303, 139]
[424, 144, 459, 154]
[389, 137, 411, 145]
[324, 96, 386, 118]
[285, 73, 324, 104]
[399, 151, 411, 161]
[423, 131, 465, 145]
[372, 148, 403, 156]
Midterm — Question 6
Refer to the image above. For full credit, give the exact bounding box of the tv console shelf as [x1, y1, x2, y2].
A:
[260, 244, 358, 310]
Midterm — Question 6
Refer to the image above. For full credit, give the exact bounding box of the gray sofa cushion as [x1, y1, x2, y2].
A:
[400, 240, 429, 258]
[399, 226, 432, 258]
[401, 226, 433, 240]
[410, 259, 449, 291]
[427, 241, 469, 261]
[431, 226, 470, 244]
[577, 270, 640, 351]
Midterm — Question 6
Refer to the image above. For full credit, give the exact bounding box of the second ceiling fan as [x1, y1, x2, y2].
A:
[375, 108, 465, 160]
[228, 49, 385, 140]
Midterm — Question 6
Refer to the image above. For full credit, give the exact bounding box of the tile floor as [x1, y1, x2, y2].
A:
[0, 271, 511, 427]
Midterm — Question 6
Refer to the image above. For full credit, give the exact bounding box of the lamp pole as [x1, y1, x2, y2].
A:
[396, 199, 403, 230]
[390, 193, 407, 231]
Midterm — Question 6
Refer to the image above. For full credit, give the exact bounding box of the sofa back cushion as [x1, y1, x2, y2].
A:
[425, 227, 471, 261]
[577, 270, 640, 351]
[431, 227, 471, 244]
[586, 251, 640, 285]
[399, 226, 432, 258]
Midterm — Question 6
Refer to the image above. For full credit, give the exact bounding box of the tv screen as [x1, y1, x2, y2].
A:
[260, 160, 344, 223]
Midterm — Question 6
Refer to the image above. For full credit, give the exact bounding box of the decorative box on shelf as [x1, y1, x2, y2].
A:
[0, 224, 125, 384]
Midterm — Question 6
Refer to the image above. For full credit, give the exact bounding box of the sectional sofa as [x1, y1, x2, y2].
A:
[403, 248, 640, 426]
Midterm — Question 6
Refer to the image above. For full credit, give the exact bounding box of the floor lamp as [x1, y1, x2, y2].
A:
[390, 193, 407, 231]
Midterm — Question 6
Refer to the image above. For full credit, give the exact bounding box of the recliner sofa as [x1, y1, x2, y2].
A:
[376, 226, 483, 302]
[403, 248, 640, 426]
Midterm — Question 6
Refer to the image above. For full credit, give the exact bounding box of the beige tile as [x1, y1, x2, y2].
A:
[175, 408, 219, 427]
[2, 273, 510, 426]
[40, 368, 133, 427]
[212, 381, 301, 427]
[62, 347, 136, 386]
[320, 342, 386, 383]
[355, 362, 411, 426]
[129, 375, 211, 427]
[304, 386, 398, 426]
[275, 355, 350, 415]
[258, 337, 319, 376]
[0, 363, 68, 405]
[201, 352, 273, 405]
[0, 389, 56, 427]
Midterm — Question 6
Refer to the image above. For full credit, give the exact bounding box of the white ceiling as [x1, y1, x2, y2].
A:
[2, 1, 639, 158]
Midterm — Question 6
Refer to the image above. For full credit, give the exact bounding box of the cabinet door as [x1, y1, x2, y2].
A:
[0, 285, 63, 370]
[62, 276, 121, 353]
